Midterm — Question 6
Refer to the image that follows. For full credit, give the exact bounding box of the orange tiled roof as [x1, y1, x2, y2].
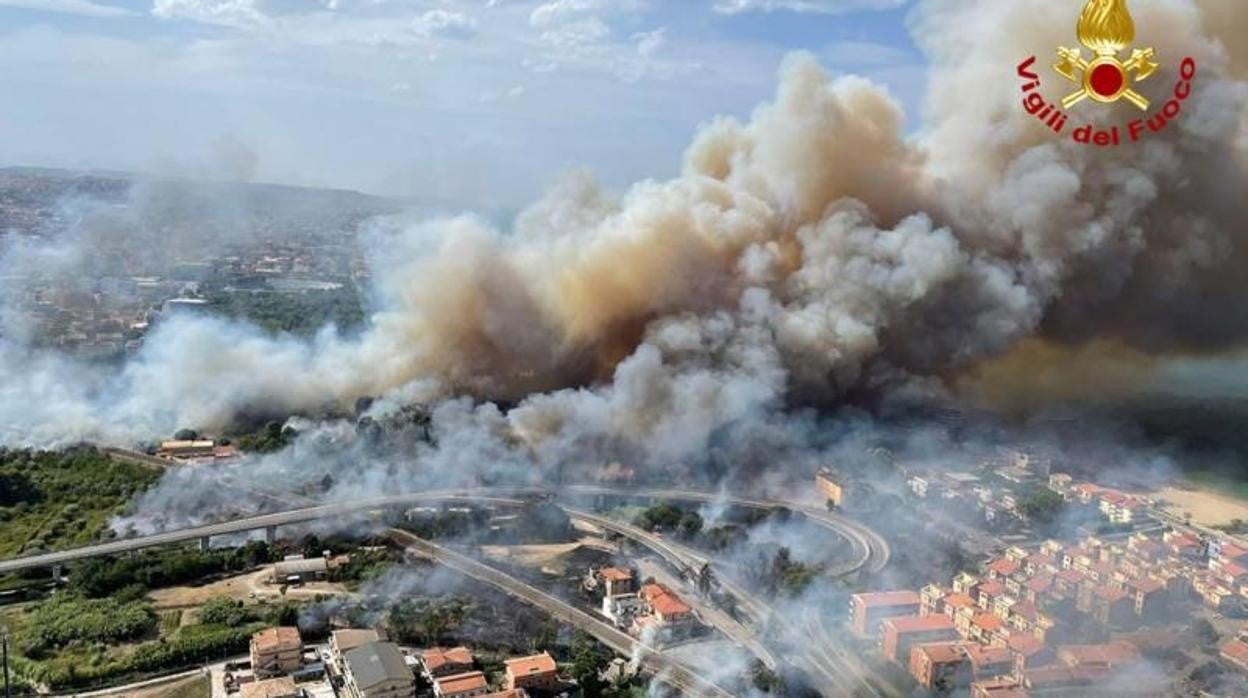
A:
[436, 671, 488, 694]
[915, 642, 968, 664]
[967, 645, 1013, 667]
[252, 627, 301, 653]
[600, 567, 633, 582]
[1007, 633, 1047, 656]
[423, 647, 474, 673]
[1221, 640, 1248, 665]
[988, 559, 1020, 576]
[505, 653, 558, 677]
[945, 593, 976, 609]
[972, 614, 1005, 632]
[641, 584, 692, 617]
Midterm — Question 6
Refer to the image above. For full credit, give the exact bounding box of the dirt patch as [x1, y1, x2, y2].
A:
[147, 567, 350, 610]
[479, 537, 616, 575]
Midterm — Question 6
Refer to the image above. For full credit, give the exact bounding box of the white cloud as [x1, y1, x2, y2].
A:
[712, 0, 906, 14]
[632, 27, 665, 57]
[151, 0, 266, 27]
[529, 0, 645, 28]
[412, 9, 478, 40]
[0, 0, 134, 16]
[538, 17, 609, 49]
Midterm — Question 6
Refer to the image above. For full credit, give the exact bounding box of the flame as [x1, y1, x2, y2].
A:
[1077, 0, 1136, 54]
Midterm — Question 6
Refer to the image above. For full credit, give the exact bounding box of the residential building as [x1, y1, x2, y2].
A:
[881, 616, 959, 664]
[909, 642, 970, 691]
[637, 584, 694, 628]
[331, 629, 382, 669]
[598, 567, 636, 597]
[966, 645, 1014, 679]
[342, 642, 416, 698]
[434, 671, 490, 698]
[849, 590, 922, 638]
[504, 653, 561, 692]
[422, 647, 476, 679]
[251, 627, 303, 678]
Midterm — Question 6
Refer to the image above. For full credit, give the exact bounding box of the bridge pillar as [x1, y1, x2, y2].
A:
[51, 564, 62, 582]
[199, 536, 211, 552]
[265, 525, 277, 545]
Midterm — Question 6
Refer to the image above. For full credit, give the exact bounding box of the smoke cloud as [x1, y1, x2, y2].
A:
[0, 0, 1243, 479]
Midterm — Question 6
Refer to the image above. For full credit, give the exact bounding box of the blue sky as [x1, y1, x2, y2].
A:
[0, 0, 924, 206]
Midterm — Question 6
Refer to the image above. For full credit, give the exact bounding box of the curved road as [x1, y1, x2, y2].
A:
[388, 529, 733, 698]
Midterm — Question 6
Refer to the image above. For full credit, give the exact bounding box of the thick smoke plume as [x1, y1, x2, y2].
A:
[0, 0, 1244, 475]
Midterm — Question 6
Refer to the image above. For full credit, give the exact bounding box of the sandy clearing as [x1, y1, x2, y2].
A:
[1149, 485, 1248, 528]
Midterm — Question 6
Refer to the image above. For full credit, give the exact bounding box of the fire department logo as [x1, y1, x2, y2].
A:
[1053, 0, 1159, 110]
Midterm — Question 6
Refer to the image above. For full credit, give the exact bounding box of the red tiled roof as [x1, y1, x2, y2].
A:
[884, 615, 956, 634]
[945, 593, 976, 609]
[600, 567, 633, 582]
[972, 614, 1005, 632]
[988, 559, 1020, 576]
[422, 647, 474, 673]
[1008, 634, 1047, 656]
[854, 590, 921, 608]
[641, 584, 692, 617]
[1099, 491, 1128, 505]
[1010, 602, 1040, 622]
[436, 672, 488, 695]
[978, 581, 1005, 597]
[967, 645, 1013, 667]
[1221, 640, 1248, 666]
[914, 642, 968, 664]
[1224, 562, 1248, 579]
[1221, 544, 1248, 560]
[505, 653, 558, 677]
[251, 627, 301, 653]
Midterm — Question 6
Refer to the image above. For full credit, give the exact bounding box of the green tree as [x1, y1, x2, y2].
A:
[1018, 485, 1067, 526]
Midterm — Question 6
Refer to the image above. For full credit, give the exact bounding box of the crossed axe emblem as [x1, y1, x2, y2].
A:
[1054, 46, 1159, 110]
